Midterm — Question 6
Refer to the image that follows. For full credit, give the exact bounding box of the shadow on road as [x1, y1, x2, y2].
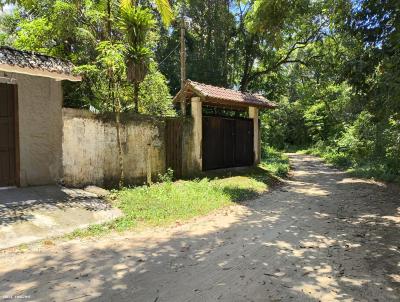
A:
[0, 154, 399, 301]
[0, 186, 112, 226]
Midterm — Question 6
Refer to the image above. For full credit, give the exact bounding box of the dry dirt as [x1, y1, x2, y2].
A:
[0, 154, 399, 302]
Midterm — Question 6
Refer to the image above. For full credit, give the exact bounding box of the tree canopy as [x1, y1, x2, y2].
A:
[0, 0, 399, 181]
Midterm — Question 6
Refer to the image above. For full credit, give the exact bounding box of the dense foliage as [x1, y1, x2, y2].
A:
[0, 0, 175, 116]
[0, 0, 399, 181]
[260, 0, 400, 181]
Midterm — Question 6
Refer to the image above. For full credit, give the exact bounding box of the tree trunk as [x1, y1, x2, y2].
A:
[240, 75, 250, 92]
[107, 0, 112, 39]
[239, 35, 256, 92]
[133, 81, 139, 113]
[115, 99, 125, 188]
[239, 53, 254, 92]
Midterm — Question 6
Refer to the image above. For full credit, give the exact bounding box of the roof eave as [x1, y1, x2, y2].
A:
[0, 63, 82, 82]
[173, 80, 278, 109]
[173, 81, 206, 102]
[205, 96, 277, 109]
[260, 103, 278, 109]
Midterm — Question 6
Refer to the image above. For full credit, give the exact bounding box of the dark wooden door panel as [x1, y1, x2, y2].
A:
[223, 119, 235, 167]
[0, 120, 9, 149]
[0, 153, 10, 185]
[203, 117, 215, 170]
[235, 119, 254, 167]
[203, 116, 254, 171]
[0, 83, 17, 186]
[203, 116, 226, 170]
[166, 119, 183, 178]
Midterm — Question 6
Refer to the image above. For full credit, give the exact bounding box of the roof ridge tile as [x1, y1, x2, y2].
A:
[0, 46, 75, 76]
[185, 80, 277, 109]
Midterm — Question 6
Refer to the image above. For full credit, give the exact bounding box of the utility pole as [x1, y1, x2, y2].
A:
[180, 5, 187, 116]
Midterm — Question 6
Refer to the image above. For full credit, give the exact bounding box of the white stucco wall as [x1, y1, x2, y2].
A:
[249, 106, 260, 164]
[190, 97, 202, 171]
[0, 72, 63, 186]
[62, 109, 167, 187]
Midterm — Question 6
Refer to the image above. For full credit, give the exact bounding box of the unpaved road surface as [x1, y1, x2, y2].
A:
[0, 154, 399, 301]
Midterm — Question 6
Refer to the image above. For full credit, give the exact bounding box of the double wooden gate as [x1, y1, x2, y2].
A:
[0, 83, 18, 187]
[202, 116, 254, 170]
[165, 119, 183, 178]
[166, 116, 254, 176]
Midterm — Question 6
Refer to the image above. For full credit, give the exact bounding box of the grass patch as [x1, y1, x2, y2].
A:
[300, 147, 352, 169]
[347, 164, 400, 183]
[300, 147, 400, 183]
[67, 223, 113, 239]
[17, 243, 29, 253]
[67, 150, 289, 239]
[261, 147, 290, 177]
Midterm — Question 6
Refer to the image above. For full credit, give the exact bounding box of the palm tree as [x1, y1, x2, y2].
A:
[153, 0, 174, 26]
[119, 0, 173, 112]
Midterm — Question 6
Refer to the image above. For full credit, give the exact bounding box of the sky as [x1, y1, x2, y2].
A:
[0, 3, 14, 15]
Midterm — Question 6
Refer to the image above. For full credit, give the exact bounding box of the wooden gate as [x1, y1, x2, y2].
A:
[165, 118, 183, 178]
[202, 116, 254, 170]
[0, 83, 18, 187]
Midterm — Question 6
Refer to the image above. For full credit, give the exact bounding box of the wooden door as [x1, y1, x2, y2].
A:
[234, 118, 254, 167]
[202, 116, 254, 171]
[202, 116, 224, 170]
[0, 83, 18, 187]
[222, 118, 236, 167]
[166, 118, 183, 178]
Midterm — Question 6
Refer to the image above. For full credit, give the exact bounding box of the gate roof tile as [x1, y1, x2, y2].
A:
[174, 80, 277, 109]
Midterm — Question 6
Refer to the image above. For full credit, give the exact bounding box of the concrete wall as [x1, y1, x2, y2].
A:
[0, 72, 63, 186]
[249, 106, 260, 164]
[62, 109, 171, 187]
[181, 117, 201, 177]
[190, 97, 203, 172]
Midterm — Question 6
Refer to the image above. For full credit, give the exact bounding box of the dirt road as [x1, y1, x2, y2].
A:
[0, 154, 399, 301]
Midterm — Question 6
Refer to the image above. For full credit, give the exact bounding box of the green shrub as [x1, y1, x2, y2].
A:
[261, 146, 290, 177]
[67, 159, 290, 239]
[157, 168, 174, 183]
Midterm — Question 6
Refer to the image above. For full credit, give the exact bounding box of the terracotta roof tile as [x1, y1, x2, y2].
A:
[0, 46, 75, 76]
[177, 80, 277, 109]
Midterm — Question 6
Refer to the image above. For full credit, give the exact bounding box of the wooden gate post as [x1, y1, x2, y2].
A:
[191, 97, 202, 171]
[249, 106, 260, 165]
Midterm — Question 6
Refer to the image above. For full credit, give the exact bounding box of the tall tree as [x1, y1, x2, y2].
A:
[76, 41, 127, 186]
[156, 0, 235, 93]
[119, 0, 156, 112]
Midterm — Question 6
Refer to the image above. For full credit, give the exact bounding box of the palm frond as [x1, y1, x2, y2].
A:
[120, 0, 132, 10]
[154, 0, 173, 27]
[119, 4, 156, 46]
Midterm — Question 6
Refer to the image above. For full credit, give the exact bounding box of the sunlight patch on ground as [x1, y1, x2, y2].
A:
[382, 207, 400, 223]
[313, 211, 332, 218]
[389, 274, 400, 283]
[382, 215, 400, 224]
[337, 178, 386, 187]
[289, 186, 331, 196]
[340, 276, 370, 286]
[298, 238, 340, 249]
[293, 170, 344, 176]
[293, 280, 350, 302]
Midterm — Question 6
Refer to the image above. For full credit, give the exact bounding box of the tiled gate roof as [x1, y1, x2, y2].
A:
[174, 80, 277, 109]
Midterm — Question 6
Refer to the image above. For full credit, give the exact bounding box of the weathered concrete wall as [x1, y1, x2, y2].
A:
[181, 117, 200, 177]
[249, 106, 260, 165]
[0, 72, 63, 186]
[62, 109, 168, 187]
[189, 97, 203, 172]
